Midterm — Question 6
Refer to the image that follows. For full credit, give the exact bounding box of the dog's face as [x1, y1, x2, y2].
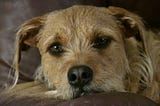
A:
[38, 6, 128, 99]
[15, 6, 146, 99]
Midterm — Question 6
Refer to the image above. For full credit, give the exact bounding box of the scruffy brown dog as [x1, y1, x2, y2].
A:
[11, 5, 160, 103]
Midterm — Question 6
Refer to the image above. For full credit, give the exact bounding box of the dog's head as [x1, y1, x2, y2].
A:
[14, 6, 149, 99]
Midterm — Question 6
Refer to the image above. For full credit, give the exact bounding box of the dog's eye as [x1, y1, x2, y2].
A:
[48, 43, 64, 56]
[93, 36, 112, 49]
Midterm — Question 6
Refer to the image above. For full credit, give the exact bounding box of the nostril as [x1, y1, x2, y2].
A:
[70, 73, 77, 82]
[81, 66, 93, 81]
[82, 72, 90, 79]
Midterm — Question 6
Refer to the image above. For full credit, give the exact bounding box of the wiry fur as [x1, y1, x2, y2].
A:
[8, 6, 160, 103]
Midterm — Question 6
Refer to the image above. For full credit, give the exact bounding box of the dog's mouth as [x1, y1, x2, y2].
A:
[72, 87, 103, 99]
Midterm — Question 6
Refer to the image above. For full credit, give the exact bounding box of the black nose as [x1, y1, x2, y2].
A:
[68, 65, 93, 88]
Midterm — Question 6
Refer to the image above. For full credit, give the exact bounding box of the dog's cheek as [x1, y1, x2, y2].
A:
[91, 44, 128, 91]
[99, 43, 127, 75]
[90, 62, 126, 92]
[41, 54, 71, 91]
[40, 54, 60, 88]
[41, 55, 74, 99]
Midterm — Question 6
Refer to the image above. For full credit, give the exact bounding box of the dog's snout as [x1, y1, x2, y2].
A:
[68, 65, 93, 88]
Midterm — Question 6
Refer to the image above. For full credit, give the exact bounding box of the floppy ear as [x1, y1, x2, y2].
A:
[108, 6, 153, 93]
[12, 15, 47, 88]
[108, 6, 147, 42]
[108, 7, 160, 102]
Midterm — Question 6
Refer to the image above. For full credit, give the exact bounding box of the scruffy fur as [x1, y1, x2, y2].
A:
[9, 6, 160, 103]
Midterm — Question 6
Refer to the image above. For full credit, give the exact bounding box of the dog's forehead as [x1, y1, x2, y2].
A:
[42, 6, 119, 37]
[47, 5, 114, 24]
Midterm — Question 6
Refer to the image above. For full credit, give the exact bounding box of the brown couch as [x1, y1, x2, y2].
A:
[0, 0, 159, 105]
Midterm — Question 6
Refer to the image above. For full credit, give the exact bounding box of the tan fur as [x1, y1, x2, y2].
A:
[7, 5, 160, 103]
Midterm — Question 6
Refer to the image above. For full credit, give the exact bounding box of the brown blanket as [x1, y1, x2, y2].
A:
[0, 82, 158, 106]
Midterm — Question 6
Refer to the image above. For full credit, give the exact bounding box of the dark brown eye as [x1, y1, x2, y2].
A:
[93, 36, 112, 49]
[48, 42, 64, 56]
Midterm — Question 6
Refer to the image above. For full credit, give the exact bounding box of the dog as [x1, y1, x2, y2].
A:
[8, 5, 160, 103]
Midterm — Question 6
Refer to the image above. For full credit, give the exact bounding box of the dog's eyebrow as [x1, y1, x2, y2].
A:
[42, 33, 63, 45]
[93, 28, 118, 40]
[43, 36, 55, 46]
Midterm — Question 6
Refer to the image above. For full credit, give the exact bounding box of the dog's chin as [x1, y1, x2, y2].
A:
[72, 88, 103, 99]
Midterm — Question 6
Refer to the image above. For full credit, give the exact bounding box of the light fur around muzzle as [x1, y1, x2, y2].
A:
[5, 5, 160, 103]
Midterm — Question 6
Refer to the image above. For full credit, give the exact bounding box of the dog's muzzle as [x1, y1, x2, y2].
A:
[68, 65, 93, 89]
